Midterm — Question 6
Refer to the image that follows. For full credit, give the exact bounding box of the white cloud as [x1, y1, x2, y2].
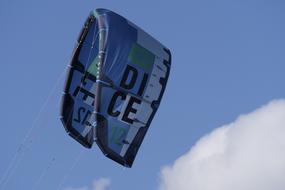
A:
[159, 100, 285, 190]
[64, 188, 87, 190]
[64, 178, 110, 190]
[92, 178, 111, 190]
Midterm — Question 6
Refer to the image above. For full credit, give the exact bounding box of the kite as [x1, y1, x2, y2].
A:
[60, 8, 171, 167]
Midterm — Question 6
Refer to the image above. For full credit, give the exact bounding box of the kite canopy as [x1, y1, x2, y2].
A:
[60, 8, 171, 167]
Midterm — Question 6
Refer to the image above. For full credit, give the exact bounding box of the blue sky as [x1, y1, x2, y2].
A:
[0, 1, 284, 190]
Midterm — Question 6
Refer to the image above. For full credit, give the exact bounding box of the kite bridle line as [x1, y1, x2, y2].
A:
[0, 15, 101, 189]
[0, 68, 67, 190]
[53, 17, 101, 190]
[30, 17, 100, 190]
[55, 150, 85, 190]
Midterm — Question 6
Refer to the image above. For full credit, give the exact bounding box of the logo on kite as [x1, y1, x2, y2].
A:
[60, 8, 171, 167]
